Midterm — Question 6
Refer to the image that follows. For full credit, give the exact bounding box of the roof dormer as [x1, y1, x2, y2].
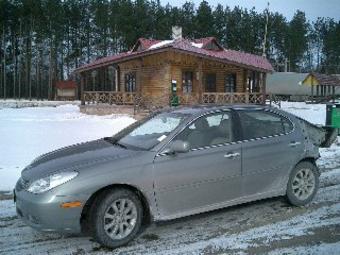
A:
[131, 38, 161, 52]
[193, 37, 224, 51]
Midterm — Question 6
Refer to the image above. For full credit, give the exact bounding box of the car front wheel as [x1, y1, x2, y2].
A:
[286, 161, 319, 206]
[92, 189, 143, 248]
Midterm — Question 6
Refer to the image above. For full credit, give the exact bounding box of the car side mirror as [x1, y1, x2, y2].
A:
[165, 140, 190, 154]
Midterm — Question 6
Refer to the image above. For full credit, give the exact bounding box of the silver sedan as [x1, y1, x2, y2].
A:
[15, 105, 322, 248]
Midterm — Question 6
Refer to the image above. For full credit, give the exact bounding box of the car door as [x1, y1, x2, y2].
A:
[152, 111, 242, 219]
[237, 109, 303, 197]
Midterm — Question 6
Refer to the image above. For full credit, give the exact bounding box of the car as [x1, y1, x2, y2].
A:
[15, 105, 321, 248]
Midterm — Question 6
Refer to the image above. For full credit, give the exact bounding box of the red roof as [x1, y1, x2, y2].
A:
[55, 80, 77, 89]
[75, 37, 273, 73]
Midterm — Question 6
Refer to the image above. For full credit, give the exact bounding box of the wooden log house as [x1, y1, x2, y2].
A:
[74, 36, 273, 109]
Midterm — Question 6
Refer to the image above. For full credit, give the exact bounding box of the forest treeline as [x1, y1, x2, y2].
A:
[0, 0, 340, 99]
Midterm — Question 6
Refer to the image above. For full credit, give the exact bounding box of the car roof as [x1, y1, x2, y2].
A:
[166, 104, 273, 116]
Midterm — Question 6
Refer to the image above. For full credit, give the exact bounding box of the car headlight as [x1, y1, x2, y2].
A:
[27, 171, 78, 194]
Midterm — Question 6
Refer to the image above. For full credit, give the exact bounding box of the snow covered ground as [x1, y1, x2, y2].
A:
[0, 102, 339, 254]
[0, 105, 135, 191]
[0, 99, 80, 109]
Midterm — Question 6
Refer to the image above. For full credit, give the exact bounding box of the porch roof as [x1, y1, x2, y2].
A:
[75, 37, 274, 73]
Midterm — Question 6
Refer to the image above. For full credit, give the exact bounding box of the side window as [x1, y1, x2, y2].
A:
[182, 71, 193, 94]
[175, 112, 234, 149]
[125, 72, 136, 92]
[238, 110, 293, 140]
[225, 73, 237, 92]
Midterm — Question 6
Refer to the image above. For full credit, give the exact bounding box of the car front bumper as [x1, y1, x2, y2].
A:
[14, 187, 84, 234]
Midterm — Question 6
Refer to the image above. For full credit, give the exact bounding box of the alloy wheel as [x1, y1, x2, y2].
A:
[103, 198, 138, 240]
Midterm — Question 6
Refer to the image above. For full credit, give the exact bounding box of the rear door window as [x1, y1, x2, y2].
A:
[238, 110, 293, 140]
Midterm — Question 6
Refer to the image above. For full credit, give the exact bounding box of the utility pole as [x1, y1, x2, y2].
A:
[262, 2, 270, 57]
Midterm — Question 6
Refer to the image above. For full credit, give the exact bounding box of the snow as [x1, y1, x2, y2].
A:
[191, 42, 203, 48]
[0, 99, 80, 109]
[268, 242, 340, 255]
[0, 101, 339, 254]
[280, 101, 326, 125]
[149, 40, 174, 49]
[0, 105, 135, 191]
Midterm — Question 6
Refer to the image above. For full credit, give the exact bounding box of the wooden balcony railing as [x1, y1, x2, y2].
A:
[83, 91, 266, 107]
[83, 91, 137, 105]
[201, 92, 264, 104]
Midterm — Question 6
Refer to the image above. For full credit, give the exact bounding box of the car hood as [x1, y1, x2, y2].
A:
[21, 138, 144, 181]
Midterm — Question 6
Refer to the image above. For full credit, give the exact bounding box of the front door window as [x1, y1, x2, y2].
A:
[225, 73, 237, 92]
[182, 71, 193, 94]
[205, 73, 216, 92]
[125, 72, 136, 92]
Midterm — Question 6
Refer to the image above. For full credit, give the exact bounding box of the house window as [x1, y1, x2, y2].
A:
[125, 72, 136, 92]
[182, 71, 193, 94]
[205, 73, 216, 92]
[247, 71, 260, 93]
[225, 73, 237, 92]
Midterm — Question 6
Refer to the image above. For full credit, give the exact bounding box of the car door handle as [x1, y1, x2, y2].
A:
[289, 141, 301, 147]
[224, 152, 240, 159]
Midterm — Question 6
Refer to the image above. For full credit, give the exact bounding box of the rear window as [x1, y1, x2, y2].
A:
[238, 110, 293, 140]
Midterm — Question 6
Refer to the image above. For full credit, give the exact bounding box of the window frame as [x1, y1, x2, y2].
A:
[224, 73, 237, 93]
[124, 72, 137, 92]
[205, 73, 217, 92]
[157, 109, 242, 155]
[182, 70, 194, 94]
[235, 109, 295, 142]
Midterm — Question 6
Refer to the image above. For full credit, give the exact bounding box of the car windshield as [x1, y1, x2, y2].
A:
[117, 112, 189, 150]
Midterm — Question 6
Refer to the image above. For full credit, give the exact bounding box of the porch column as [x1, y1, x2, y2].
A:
[262, 72, 267, 105]
[311, 85, 314, 100]
[80, 73, 85, 105]
[243, 69, 248, 92]
[197, 60, 203, 103]
[116, 65, 121, 92]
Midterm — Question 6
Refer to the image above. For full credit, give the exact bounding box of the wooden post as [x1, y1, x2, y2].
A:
[243, 69, 247, 93]
[197, 60, 203, 103]
[311, 85, 314, 100]
[80, 73, 85, 105]
[262, 72, 267, 105]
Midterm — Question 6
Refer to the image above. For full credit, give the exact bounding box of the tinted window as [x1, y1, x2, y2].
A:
[238, 110, 293, 140]
[175, 112, 234, 149]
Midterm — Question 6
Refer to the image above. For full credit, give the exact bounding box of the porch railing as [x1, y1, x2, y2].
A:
[202, 92, 264, 104]
[83, 91, 266, 107]
[83, 91, 137, 105]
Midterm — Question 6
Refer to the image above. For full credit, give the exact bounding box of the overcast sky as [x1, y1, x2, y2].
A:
[160, 0, 340, 21]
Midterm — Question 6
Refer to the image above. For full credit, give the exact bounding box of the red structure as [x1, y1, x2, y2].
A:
[55, 80, 78, 100]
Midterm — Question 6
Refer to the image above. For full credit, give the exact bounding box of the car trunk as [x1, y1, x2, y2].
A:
[296, 117, 337, 148]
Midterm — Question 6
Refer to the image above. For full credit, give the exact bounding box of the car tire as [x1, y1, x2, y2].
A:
[91, 189, 143, 248]
[286, 161, 319, 206]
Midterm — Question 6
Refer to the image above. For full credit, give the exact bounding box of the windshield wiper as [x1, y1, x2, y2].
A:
[104, 137, 127, 149]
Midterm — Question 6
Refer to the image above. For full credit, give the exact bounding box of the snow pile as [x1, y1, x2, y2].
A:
[149, 40, 174, 49]
[0, 99, 80, 109]
[0, 105, 135, 191]
[191, 42, 203, 48]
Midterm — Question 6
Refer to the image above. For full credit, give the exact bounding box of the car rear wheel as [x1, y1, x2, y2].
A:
[287, 161, 319, 206]
[92, 189, 143, 248]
